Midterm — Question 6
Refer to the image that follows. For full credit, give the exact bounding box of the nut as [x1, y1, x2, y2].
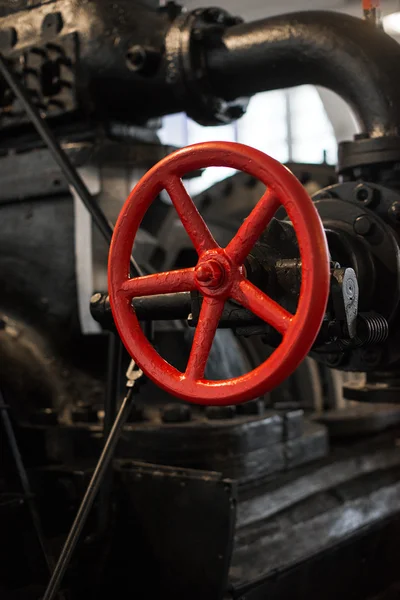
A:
[161, 403, 191, 423]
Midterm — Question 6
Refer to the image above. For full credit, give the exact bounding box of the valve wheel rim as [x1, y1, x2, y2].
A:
[108, 141, 330, 405]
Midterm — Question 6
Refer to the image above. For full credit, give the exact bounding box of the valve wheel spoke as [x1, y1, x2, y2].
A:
[226, 187, 280, 266]
[164, 175, 218, 255]
[185, 297, 225, 380]
[119, 268, 196, 299]
[231, 278, 293, 336]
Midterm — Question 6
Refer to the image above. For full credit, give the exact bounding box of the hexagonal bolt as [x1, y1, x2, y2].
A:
[353, 184, 377, 206]
[161, 403, 191, 423]
[236, 399, 264, 416]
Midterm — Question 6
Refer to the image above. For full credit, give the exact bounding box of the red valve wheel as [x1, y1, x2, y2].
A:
[108, 142, 330, 406]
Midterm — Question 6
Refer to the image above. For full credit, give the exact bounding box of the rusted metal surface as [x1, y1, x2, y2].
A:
[108, 141, 330, 405]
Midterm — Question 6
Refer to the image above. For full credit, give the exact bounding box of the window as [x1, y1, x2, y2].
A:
[159, 85, 337, 194]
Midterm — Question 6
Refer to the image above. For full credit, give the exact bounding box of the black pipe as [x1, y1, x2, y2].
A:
[205, 11, 400, 137]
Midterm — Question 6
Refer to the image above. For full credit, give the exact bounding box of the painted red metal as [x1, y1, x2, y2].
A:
[108, 141, 330, 405]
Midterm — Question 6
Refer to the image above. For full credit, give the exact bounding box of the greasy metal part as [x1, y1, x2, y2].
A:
[0, 141, 183, 204]
[0, 53, 145, 279]
[231, 432, 400, 597]
[206, 11, 400, 137]
[164, 7, 248, 125]
[42, 377, 140, 600]
[108, 142, 330, 405]
[338, 135, 400, 176]
[1, 4, 399, 135]
[312, 181, 400, 371]
[22, 402, 328, 489]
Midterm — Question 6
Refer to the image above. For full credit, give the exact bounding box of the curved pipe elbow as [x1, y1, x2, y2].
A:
[205, 11, 400, 138]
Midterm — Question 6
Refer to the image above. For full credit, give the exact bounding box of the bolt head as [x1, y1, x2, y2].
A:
[195, 260, 224, 287]
[161, 403, 191, 424]
[126, 46, 147, 72]
[91, 292, 103, 305]
[353, 215, 373, 236]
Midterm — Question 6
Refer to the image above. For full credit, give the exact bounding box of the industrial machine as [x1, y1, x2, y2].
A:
[2, 1, 400, 599]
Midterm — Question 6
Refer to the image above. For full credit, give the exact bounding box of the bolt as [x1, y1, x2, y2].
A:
[0, 27, 17, 51]
[161, 403, 191, 423]
[41, 12, 63, 38]
[126, 46, 147, 72]
[353, 215, 373, 236]
[126, 45, 160, 75]
[71, 403, 98, 423]
[91, 292, 103, 305]
[195, 260, 224, 287]
[353, 184, 374, 205]
[389, 201, 400, 225]
[326, 353, 344, 367]
[206, 405, 236, 420]
[236, 399, 264, 416]
[30, 407, 58, 425]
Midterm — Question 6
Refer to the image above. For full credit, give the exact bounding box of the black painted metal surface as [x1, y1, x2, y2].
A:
[206, 11, 400, 137]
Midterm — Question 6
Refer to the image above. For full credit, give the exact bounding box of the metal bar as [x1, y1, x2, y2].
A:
[42, 385, 136, 600]
[0, 389, 56, 584]
[0, 53, 143, 279]
[97, 333, 122, 535]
